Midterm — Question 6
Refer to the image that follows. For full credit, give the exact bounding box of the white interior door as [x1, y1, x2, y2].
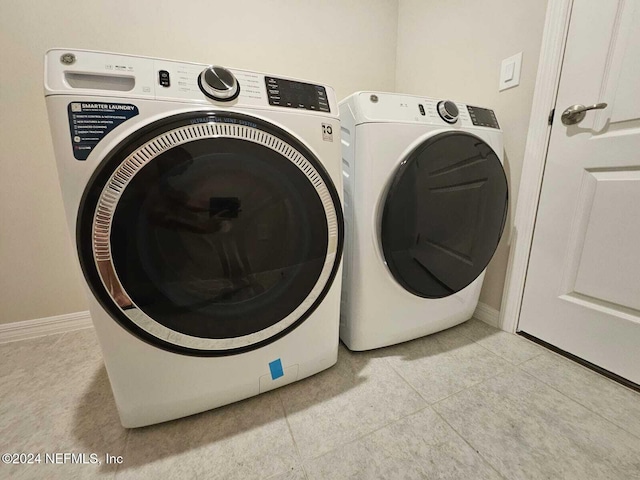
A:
[519, 0, 640, 385]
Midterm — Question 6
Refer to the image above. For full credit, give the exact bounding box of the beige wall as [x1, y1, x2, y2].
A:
[395, 0, 548, 310]
[1, 0, 550, 323]
[0, 0, 399, 324]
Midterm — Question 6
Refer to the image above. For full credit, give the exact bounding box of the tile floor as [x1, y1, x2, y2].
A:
[1, 319, 639, 479]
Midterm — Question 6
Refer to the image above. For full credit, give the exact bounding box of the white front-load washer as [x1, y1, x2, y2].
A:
[339, 92, 507, 351]
[45, 49, 344, 427]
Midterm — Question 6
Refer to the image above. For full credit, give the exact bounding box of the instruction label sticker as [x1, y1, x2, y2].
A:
[67, 102, 139, 160]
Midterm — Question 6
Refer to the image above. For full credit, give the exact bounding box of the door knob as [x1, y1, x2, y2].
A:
[561, 103, 607, 126]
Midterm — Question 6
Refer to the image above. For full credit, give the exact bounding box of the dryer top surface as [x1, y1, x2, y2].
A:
[340, 91, 502, 133]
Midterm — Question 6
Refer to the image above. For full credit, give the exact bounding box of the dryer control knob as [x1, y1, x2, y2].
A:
[198, 66, 240, 101]
[437, 100, 459, 123]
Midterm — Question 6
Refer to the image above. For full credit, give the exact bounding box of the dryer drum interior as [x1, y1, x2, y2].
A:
[381, 131, 508, 298]
[77, 111, 344, 356]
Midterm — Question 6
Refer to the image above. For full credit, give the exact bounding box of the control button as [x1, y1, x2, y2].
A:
[437, 100, 459, 123]
[198, 65, 240, 101]
[158, 70, 170, 87]
[418, 104, 425, 116]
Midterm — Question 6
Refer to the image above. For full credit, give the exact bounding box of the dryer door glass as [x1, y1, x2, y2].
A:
[381, 131, 508, 298]
[78, 112, 343, 356]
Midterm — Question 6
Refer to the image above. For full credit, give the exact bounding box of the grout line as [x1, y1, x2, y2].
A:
[456, 321, 546, 366]
[380, 355, 431, 401]
[51, 331, 68, 347]
[508, 334, 548, 365]
[451, 321, 501, 346]
[302, 338, 523, 463]
[524, 342, 640, 394]
[475, 336, 546, 367]
[426, 364, 514, 408]
[378, 330, 514, 407]
[382, 355, 438, 404]
[304, 403, 434, 463]
[113, 428, 131, 479]
[430, 407, 509, 480]
[277, 392, 310, 480]
[421, 357, 516, 480]
[514, 361, 640, 441]
[375, 327, 543, 411]
[294, 353, 433, 464]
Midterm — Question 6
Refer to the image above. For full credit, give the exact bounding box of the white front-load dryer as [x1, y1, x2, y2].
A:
[339, 92, 507, 351]
[45, 49, 344, 427]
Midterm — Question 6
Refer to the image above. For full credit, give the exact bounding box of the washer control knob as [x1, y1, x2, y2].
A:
[198, 66, 240, 101]
[437, 100, 459, 123]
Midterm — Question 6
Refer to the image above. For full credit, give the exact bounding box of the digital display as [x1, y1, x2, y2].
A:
[467, 106, 499, 129]
[265, 77, 330, 112]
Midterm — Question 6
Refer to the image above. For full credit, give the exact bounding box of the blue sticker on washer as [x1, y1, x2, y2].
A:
[269, 359, 284, 380]
[67, 102, 139, 160]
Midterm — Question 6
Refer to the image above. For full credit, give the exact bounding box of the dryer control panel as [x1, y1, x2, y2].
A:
[467, 105, 500, 129]
[350, 92, 500, 131]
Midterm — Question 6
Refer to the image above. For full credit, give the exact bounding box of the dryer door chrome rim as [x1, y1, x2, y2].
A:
[78, 111, 343, 356]
[381, 131, 508, 299]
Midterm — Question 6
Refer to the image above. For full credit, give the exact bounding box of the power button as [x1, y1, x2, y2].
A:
[158, 70, 170, 87]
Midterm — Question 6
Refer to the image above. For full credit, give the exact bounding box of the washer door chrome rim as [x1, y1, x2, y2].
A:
[79, 111, 343, 355]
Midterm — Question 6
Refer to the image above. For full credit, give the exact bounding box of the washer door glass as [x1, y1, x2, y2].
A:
[381, 131, 508, 298]
[79, 112, 343, 355]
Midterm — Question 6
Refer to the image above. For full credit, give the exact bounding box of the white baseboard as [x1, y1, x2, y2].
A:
[0, 311, 93, 344]
[473, 302, 500, 328]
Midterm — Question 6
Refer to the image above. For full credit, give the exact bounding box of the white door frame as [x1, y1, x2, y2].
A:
[499, 0, 575, 332]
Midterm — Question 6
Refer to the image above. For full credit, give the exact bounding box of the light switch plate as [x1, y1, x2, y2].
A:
[499, 52, 522, 91]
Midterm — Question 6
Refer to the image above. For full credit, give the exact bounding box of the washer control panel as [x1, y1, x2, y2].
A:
[265, 76, 330, 112]
[467, 105, 499, 129]
[44, 49, 338, 115]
